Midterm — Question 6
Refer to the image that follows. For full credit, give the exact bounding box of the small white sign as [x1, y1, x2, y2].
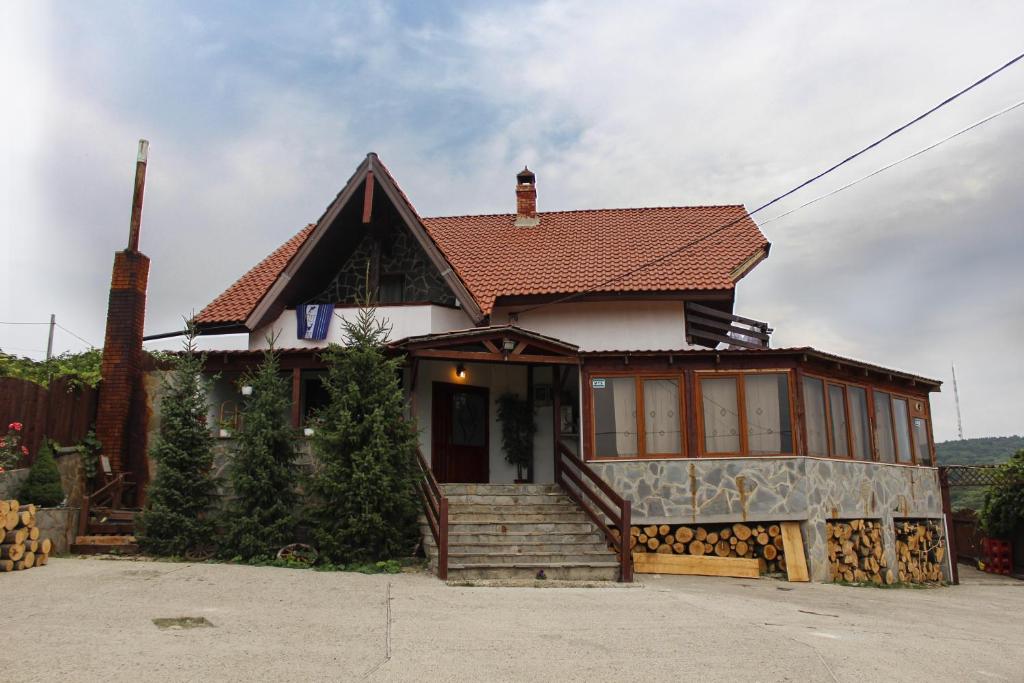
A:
[591, 378, 606, 389]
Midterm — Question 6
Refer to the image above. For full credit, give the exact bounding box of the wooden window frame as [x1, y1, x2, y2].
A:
[888, 393, 915, 465]
[586, 371, 686, 461]
[695, 369, 797, 458]
[803, 373, 876, 461]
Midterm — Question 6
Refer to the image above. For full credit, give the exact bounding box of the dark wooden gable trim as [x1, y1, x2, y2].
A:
[245, 154, 484, 331]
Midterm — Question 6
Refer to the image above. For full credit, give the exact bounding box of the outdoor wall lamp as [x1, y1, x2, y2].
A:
[303, 427, 315, 437]
[241, 385, 253, 396]
[455, 364, 466, 379]
[501, 338, 516, 352]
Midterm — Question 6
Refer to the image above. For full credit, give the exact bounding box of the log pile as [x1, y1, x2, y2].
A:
[612, 522, 788, 575]
[1, 500, 53, 572]
[827, 519, 889, 585]
[894, 520, 945, 583]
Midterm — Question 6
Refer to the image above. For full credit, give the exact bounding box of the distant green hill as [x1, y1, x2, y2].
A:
[935, 435, 1023, 511]
[935, 435, 1024, 466]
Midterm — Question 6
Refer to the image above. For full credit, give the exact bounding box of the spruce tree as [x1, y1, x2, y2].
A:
[307, 302, 419, 564]
[221, 345, 299, 559]
[137, 328, 217, 556]
[19, 440, 64, 507]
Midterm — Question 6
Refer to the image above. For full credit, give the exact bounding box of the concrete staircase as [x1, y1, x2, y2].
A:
[420, 484, 620, 581]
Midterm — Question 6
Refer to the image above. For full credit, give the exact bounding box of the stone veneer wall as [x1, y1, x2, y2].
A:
[313, 229, 455, 306]
[590, 456, 945, 582]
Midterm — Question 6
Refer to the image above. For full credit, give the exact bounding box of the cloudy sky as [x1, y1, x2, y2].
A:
[2, 1, 1022, 442]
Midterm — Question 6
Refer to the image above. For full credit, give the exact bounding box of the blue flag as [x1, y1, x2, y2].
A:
[297, 304, 333, 340]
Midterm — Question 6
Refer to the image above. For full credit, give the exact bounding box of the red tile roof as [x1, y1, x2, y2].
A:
[422, 205, 766, 314]
[196, 198, 767, 324]
[195, 224, 314, 325]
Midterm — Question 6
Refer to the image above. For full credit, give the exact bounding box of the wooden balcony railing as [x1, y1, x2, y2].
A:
[555, 443, 633, 582]
[414, 448, 449, 580]
[77, 471, 131, 537]
[685, 302, 771, 350]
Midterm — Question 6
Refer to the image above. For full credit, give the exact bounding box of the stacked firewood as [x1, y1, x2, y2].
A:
[1, 500, 52, 572]
[827, 519, 890, 584]
[612, 522, 787, 574]
[895, 520, 945, 583]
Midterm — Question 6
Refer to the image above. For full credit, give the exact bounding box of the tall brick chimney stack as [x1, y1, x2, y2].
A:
[95, 140, 151, 490]
[514, 166, 539, 228]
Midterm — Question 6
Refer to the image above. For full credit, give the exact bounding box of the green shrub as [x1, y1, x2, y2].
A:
[18, 440, 64, 507]
[980, 449, 1024, 538]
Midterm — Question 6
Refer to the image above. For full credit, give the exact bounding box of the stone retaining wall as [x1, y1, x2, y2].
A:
[591, 456, 945, 582]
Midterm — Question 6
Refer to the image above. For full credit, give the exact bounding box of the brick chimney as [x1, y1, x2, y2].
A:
[95, 140, 151, 501]
[515, 166, 539, 228]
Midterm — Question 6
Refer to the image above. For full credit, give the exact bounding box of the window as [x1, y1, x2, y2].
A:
[593, 377, 638, 457]
[699, 372, 792, 455]
[378, 274, 405, 304]
[874, 392, 896, 463]
[847, 386, 871, 460]
[701, 377, 740, 453]
[745, 374, 793, 454]
[803, 377, 828, 456]
[644, 379, 681, 454]
[913, 418, 932, 466]
[828, 384, 849, 458]
[591, 375, 683, 458]
[892, 398, 913, 463]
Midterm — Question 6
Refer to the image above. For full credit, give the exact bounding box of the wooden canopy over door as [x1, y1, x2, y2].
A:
[432, 382, 489, 483]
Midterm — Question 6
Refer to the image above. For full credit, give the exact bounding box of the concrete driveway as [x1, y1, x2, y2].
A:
[1, 558, 1020, 682]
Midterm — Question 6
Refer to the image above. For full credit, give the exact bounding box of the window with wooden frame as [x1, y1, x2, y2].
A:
[697, 371, 794, 456]
[590, 374, 684, 459]
[802, 376, 872, 460]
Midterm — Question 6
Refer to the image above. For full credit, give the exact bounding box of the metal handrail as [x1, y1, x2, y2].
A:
[414, 448, 448, 580]
[555, 443, 632, 582]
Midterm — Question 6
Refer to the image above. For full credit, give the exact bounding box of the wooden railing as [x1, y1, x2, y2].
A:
[685, 302, 771, 350]
[77, 471, 130, 537]
[555, 443, 633, 582]
[414, 448, 449, 580]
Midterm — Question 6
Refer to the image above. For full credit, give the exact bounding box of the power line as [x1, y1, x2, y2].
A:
[54, 323, 97, 349]
[513, 50, 1024, 316]
[0, 321, 50, 325]
[760, 97, 1024, 226]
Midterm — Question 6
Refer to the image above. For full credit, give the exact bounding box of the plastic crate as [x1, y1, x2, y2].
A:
[983, 538, 1013, 575]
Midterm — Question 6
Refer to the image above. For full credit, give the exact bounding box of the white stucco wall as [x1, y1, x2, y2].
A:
[413, 359, 554, 484]
[491, 300, 698, 352]
[249, 304, 473, 350]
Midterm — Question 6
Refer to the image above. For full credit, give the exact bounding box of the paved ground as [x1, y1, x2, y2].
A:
[1, 558, 1021, 682]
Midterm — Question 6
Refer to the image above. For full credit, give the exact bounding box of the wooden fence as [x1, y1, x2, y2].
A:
[0, 377, 98, 466]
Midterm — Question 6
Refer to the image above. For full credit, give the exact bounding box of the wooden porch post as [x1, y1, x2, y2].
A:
[291, 368, 301, 428]
[552, 365, 562, 482]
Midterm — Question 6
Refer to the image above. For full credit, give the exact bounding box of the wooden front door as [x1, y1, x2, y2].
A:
[432, 382, 489, 483]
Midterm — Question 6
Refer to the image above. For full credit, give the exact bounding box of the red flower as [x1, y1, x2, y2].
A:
[9, 422, 22, 431]
[21, 446, 29, 455]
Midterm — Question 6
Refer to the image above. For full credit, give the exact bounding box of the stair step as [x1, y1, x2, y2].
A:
[449, 552, 615, 565]
[447, 563, 620, 581]
[74, 535, 136, 545]
[444, 541, 613, 555]
[449, 512, 589, 523]
[423, 530, 606, 547]
[448, 521, 600, 535]
[90, 509, 139, 522]
[449, 503, 581, 514]
[87, 522, 136, 534]
[445, 494, 573, 506]
[441, 484, 559, 495]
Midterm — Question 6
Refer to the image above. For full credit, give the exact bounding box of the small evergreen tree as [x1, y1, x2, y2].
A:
[19, 440, 64, 507]
[220, 344, 299, 559]
[307, 301, 419, 564]
[137, 327, 217, 556]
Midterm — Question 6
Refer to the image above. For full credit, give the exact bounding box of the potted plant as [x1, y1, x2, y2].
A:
[979, 449, 1024, 575]
[497, 393, 536, 483]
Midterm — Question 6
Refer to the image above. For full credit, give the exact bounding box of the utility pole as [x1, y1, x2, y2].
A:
[46, 313, 55, 360]
[951, 364, 964, 440]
